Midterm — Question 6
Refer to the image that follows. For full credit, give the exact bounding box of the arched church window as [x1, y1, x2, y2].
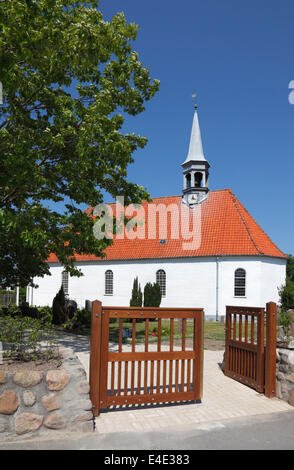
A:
[234, 268, 246, 297]
[61, 270, 69, 297]
[156, 269, 166, 297]
[186, 173, 191, 189]
[194, 172, 203, 188]
[105, 270, 113, 295]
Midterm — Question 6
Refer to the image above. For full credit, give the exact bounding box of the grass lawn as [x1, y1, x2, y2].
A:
[57, 319, 226, 350]
[69, 319, 226, 343]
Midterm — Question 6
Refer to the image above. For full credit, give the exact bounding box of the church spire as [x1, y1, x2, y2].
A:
[182, 103, 210, 205]
[183, 104, 206, 164]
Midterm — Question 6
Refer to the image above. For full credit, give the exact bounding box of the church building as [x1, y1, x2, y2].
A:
[28, 106, 287, 319]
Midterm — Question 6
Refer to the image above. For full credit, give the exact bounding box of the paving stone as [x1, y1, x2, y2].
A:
[84, 349, 293, 435]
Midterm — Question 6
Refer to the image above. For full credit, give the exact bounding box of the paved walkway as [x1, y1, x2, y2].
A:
[74, 341, 293, 434]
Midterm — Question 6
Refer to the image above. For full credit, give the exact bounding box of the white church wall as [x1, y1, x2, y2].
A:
[218, 257, 262, 316]
[32, 258, 217, 316]
[217, 257, 286, 318]
[32, 264, 65, 307]
[260, 257, 286, 306]
[31, 255, 286, 320]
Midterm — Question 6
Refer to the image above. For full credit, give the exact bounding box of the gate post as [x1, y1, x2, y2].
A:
[264, 302, 277, 398]
[89, 300, 102, 416]
[193, 309, 204, 400]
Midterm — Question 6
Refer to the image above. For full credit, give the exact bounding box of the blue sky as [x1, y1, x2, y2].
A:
[96, 0, 294, 256]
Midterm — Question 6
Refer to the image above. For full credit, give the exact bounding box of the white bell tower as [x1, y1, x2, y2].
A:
[182, 104, 210, 205]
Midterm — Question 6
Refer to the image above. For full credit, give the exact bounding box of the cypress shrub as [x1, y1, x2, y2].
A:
[130, 277, 143, 307]
[52, 285, 66, 324]
[143, 282, 161, 308]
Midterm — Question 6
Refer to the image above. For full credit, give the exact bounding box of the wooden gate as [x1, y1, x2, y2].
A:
[224, 302, 277, 398]
[90, 301, 204, 416]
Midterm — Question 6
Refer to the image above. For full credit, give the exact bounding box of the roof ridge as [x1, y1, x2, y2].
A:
[229, 191, 263, 255]
[85, 189, 233, 210]
[232, 193, 287, 258]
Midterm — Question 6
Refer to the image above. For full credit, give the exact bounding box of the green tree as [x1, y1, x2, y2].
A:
[279, 254, 294, 311]
[0, 0, 159, 288]
[279, 277, 294, 311]
[130, 276, 142, 307]
[143, 282, 161, 308]
[52, 285, 66, 325]
[286, 254, 294, 283]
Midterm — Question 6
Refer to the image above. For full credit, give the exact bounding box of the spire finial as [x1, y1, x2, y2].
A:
[192, 92, 197, 110]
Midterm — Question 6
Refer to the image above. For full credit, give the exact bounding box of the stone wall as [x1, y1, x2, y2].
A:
[276, 326, 294, 406]
[0, 347, 94, 440]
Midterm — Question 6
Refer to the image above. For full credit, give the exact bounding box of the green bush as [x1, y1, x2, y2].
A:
[152, 325, 170, 337]
[63, 308, 91, 331]
[279, 309, 293, 337]
[0, 314, 57, 361]
[143, 282, 161, 308]
[0, 305, 20, 317]
[0, 304, 52, 321]
[279, 277, 294, 312]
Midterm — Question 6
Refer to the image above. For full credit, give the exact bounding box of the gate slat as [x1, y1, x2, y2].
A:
[144, 361, 148, 395]
[137, 361, 142, 395]
[175, 359, 179, 392]
[170, 319, 174, 352]
[169, 360, 173, 393]
[124, 361, 128, 395]
[150, 360, 154, 394]
[163, 360, 167, 393]
[156, 360, 161, 394]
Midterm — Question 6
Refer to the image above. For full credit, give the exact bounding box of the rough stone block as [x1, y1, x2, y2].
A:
[0, 416, 10, 433]
[44, 412, 66, 430]
[23, 390, 36, 407]
[72, 411, 93, 422]
[288, 388, 294, 407]
[41, 392, 62, 412]
[15, 412, 43, 435]
[76, 381, 90, 395]
[13, 371, 43, 388]
[0, 389, 19, 415]
[75, 398, 93, 411]
[46, 370, 70, 391]
[0, 371, 8, 384]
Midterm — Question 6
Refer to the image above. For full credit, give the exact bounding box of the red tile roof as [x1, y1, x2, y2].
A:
[47, 189, 286, 263]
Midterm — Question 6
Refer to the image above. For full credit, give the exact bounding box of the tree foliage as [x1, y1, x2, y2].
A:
[0, 0, 159, 287]
[130, 276, 142, 307]
[143, 282, 161, 308]
[279, 254, 294, 311]
[286, 255, 294, 284]
[52, 285, 66, 325]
